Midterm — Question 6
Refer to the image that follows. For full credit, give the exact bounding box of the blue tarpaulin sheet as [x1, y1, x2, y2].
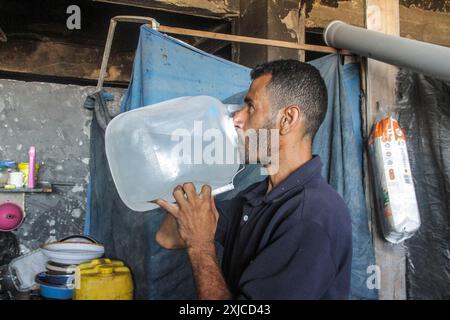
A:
[85, 25, 377, 300]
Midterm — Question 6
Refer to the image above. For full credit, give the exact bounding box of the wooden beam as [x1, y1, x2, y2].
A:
[158, 25, 351, 55]
[298, 2, 307, 62]
[305, 0, 450, 47]
[399, 5, 450, 46]
[363, 0, 406, 300]
[0, 39, 134, 82]
[93, 0, 239, 19]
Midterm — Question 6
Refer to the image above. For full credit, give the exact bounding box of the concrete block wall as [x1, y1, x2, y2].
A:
[0, 79, 123, 257]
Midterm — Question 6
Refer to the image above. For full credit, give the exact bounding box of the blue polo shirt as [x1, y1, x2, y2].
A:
[215, 156, 352, 300]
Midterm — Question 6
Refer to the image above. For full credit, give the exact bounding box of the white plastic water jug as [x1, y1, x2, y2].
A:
[105, 96, 242, 212]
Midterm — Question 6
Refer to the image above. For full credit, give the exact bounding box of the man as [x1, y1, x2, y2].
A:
[155, 59, 352, 300]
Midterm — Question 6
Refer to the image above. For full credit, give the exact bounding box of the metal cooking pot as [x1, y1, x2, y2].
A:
[36, 272, 74, 286]
[46, 261, 77, 275]
[35, 272, 73, 300]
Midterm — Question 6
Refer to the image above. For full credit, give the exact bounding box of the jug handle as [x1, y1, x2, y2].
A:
[211, 165, 246, 196]
[211, 184, 234, 196]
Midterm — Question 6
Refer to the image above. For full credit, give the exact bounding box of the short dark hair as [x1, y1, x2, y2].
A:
[250, 59, 327, 139]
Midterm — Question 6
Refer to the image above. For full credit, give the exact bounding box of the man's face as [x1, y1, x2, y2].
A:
[233, 74, 277, 164]
[233, 74, 272, 132]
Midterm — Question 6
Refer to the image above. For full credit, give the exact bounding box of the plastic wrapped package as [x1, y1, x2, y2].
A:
[368, 113, 421, 244]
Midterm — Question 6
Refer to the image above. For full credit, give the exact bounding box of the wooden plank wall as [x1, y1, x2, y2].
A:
[363, 0, 406, 300]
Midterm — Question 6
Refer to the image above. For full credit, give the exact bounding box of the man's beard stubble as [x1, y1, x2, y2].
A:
[237, 117, 279, 168]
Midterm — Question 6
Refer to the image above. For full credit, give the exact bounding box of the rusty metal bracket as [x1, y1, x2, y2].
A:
[96, 16, 159, 91]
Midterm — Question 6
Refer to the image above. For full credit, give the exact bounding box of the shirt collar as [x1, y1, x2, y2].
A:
[243, 155, 323, 207]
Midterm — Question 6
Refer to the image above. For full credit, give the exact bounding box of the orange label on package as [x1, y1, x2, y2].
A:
[371, 116, 405, 143]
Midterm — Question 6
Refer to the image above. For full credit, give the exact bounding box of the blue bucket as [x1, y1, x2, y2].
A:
[35, 272, 73, 300]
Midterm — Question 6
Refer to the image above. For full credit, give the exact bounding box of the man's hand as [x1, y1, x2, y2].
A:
[155, 183, 219, 251]
[155, 183, 231, 300]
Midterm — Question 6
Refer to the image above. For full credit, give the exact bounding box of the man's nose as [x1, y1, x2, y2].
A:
[233, 107, 246, 129]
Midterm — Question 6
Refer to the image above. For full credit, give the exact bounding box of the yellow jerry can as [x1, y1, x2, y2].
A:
[74, 258, 133, 300]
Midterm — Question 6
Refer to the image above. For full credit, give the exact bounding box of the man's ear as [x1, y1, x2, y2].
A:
[279, 105, 301, 135]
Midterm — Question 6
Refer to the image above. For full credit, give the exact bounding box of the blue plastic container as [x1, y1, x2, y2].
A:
[35, 272, 73, 300]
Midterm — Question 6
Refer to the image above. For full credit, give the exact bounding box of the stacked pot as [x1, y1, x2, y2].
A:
[37, 236, 104, 300]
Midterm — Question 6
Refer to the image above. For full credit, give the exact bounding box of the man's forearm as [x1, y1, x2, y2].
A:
[187, 243, 231, 300]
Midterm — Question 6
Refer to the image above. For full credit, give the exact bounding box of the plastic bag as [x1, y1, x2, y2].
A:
[0, 232, 19, 266]
[8, 249, 48, 292]
[368, 111, 421, 244]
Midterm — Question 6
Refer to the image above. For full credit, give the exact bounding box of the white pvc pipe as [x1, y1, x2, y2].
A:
[324, 21, 450, 82]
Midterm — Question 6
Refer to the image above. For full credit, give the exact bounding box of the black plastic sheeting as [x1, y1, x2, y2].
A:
[0, 232, 19, 266]
[397, 70, 450, 299]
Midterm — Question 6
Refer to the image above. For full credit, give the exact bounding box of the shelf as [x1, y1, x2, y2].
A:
[0, 182, 52, 193]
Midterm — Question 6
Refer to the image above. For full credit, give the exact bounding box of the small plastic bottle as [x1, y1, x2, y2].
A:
[27, 146, 36, 189]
